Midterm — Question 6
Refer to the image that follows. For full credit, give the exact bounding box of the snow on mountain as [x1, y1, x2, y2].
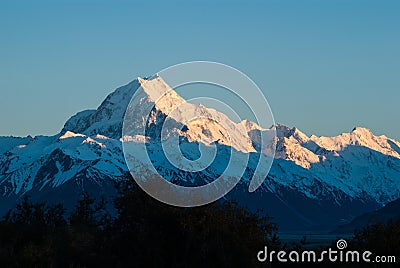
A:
[63, 79, 142, 139]
[0, 136, 33, 155]
[0, 75, 399, 230]
[272, 124, 320, 169]
[310, 127, 400, 159]
[0, 132, 126, 197]
[260, 124, 400, 204]
[124, 76, 256, 153]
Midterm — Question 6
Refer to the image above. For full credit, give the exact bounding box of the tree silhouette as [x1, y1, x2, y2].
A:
[0, 179, 280, 267]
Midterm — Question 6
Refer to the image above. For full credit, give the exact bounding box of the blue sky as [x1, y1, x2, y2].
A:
[0, 0, 399, 139]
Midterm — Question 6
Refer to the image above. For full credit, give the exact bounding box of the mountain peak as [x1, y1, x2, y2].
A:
[351, 126, 373, 136]
[239, 120, 264, 132]
[62, 79, 142, 139]
[124, 75, 257, 153]
[137, 76, 146, 84]
[138, 75, 186, 113]
[273, 124, 309, 142]
[2, 75, 400, 230]
[309, 127, 400, 159]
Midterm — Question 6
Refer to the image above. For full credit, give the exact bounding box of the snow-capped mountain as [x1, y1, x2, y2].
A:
[269, 124, 400, 204]
[1, 76, 399, 231]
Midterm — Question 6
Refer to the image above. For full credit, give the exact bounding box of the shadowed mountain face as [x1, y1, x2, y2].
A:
[0, 76, 399, 232]
[335, 197, 400, 233]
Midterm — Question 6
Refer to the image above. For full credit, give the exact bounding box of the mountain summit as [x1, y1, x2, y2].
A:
[1, 76, 399, 231]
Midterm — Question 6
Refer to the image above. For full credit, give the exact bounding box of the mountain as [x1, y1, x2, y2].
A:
[1, 76, 399, 232]
[335, 197, 400, 233]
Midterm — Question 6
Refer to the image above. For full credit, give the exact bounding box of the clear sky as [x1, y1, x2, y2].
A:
[0, 0, 399, 140]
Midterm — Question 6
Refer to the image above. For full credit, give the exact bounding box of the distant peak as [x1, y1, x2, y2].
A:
[352, 126, 370, 132]
[137, 77, 146, 84]
[351, 126, 373, 136]
[239, 120, 264, 132]
[137, 75, 160, 85]
[272, 124, 309, 142]
[273, 124, 294, 136]
[274, 123, 291, 129]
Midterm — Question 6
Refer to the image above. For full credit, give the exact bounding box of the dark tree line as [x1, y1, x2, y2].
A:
[0, 181, 279, 268]
[351, 219, 400, 261]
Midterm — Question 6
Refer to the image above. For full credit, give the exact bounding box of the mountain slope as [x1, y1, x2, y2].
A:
[63, 79, 142, 139]
[335, 197, 400, 233]
[0, 76, 399, 231]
